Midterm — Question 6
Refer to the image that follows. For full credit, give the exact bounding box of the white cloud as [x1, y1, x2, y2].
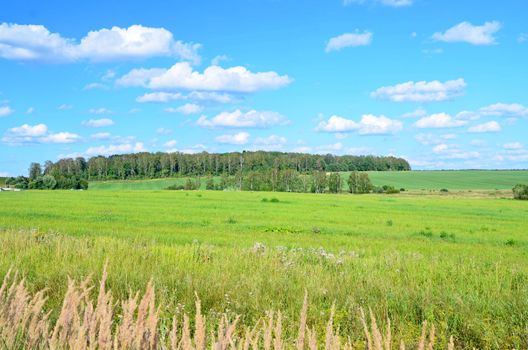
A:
[503, 142, 523, 150]
[253, 135, 288, 150]
[432, 143, 480, 159]
[165, 103, 203, 115]
[414, 113, 467, 128]
[432, 21, 501, 45]
[325, 31, 372, 52]
[0, 106, 14, 117]
[468, 121, 501, 133]
[216, 132, 250, 145]
[136, 91, 234, 104]
[82, 118, 114, 127]
[86, 142, 146, 156]
[317, 114, 402, 135]
[315, 142, 344, 154]
[344, 0, 412, 7]
[479, 103, 528, 118]
[84, 82, 108, 90]
[519, 33, 528, 43]
[455, 110, 480, 121]
[6, 123, 47, 137]
[58, 104, 73, 110]
[2, 123, 81, 144]
[197, 109, 287, 128]
[40, 132, 81, 144]
[0, 171, 11, 177]
[89, 107, 112, 114]
[26, 107, 34, 114]
[0, 23, 201, 63]
[90, 132, 112, 140]
[164, 140, 178, 148]
[415, 132, 457, 145]
[118, 62, 291, 92]
[211, 55, 229, 66]
[371, 78, 466, 102]
[402, 108, 427, 118]
[156, 127, 172, 135]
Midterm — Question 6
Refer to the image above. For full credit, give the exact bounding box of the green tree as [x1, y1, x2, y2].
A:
[513, 184, 528, 200]
[29, 162, 42, 180]
[310, 171, 327, 193]
[328, 173, 342, 193]
[42, 175, 57, 189]
[348, 171, 372, 194]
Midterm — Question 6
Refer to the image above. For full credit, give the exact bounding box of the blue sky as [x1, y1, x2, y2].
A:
[1, 0, 527, 176]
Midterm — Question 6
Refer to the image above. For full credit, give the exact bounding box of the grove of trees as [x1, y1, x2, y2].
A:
[40, 151, 410, 181]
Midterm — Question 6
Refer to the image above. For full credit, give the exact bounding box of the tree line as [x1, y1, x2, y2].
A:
[4, 151, 409, 190]
[40, 151, 410, 181]
[168, 170, 391, 194]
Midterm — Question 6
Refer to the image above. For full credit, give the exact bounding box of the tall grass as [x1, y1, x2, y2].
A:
[0, 266, 454, 349]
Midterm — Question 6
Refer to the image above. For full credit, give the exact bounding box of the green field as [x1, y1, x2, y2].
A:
[1, 189, 527, 348]
[87, 170, 528, 191]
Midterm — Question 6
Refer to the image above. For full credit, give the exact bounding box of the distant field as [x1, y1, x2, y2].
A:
[1, 190, 528, 347]
[88, 170, 528, 191]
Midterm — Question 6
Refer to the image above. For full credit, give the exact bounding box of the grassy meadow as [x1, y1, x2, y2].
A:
[88, 170, 528, 191]
[1, 188, 528, 348]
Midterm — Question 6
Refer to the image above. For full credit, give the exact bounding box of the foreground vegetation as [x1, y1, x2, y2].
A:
[1, 190, 527, 348]
[0, 264, 452, 350]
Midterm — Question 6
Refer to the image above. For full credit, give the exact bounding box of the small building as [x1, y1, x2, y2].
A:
[0, 187, 21, 192]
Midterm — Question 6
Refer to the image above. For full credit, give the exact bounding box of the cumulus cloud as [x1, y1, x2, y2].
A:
[164, 140, 178, 148]
[468, 121, 501, 133]
[164, 103, 203, 115]
[343, 0, 412, 7]
[503, 142, 523, 150]
[0, 106, 14, 117]
[2, 123, 81, 144]
[253, 135, 288, 150]
[40, 132, 81, 144]
[371, 78, 466, 102]
[58, 104, 73, 110]
[413, 113, 467, 128]
[85, 142, 146, 156]
[82, 118, 114, 127]
[432, 143, 480, 159]
[197, 109, 287, 128]
[137, 91, 234, 104]
[0, 23, 201, 63]
[315, 143, 344, 154]
[432, 21, 501, 45]
[317, 114, 402, 135]
[215, 132, 250, 145]
[118, 62, 291, 92]
[89, 107, 113, 114]
[156, 128, 172, 135]
[90, 132, 112, 140]
[402, 108, 427, 118]
[479, 103, 528, 118]
[415, 132, 457, 145]
[325, 31, 372, 52]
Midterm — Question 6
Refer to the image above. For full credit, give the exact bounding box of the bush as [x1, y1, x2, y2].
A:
[440, 188, 449, 193]
[512, 184, 528, 200]
[166, 184, 184, 190]
[205, 177, 215, 190]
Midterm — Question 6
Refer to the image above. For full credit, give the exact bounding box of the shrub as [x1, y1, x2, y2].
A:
[166, 184, 184, 190]
[440, 188, 449, 193]
[270, 197, 280, 203]
[512, 184, 528, 200]
[205, 177, 215, 190]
